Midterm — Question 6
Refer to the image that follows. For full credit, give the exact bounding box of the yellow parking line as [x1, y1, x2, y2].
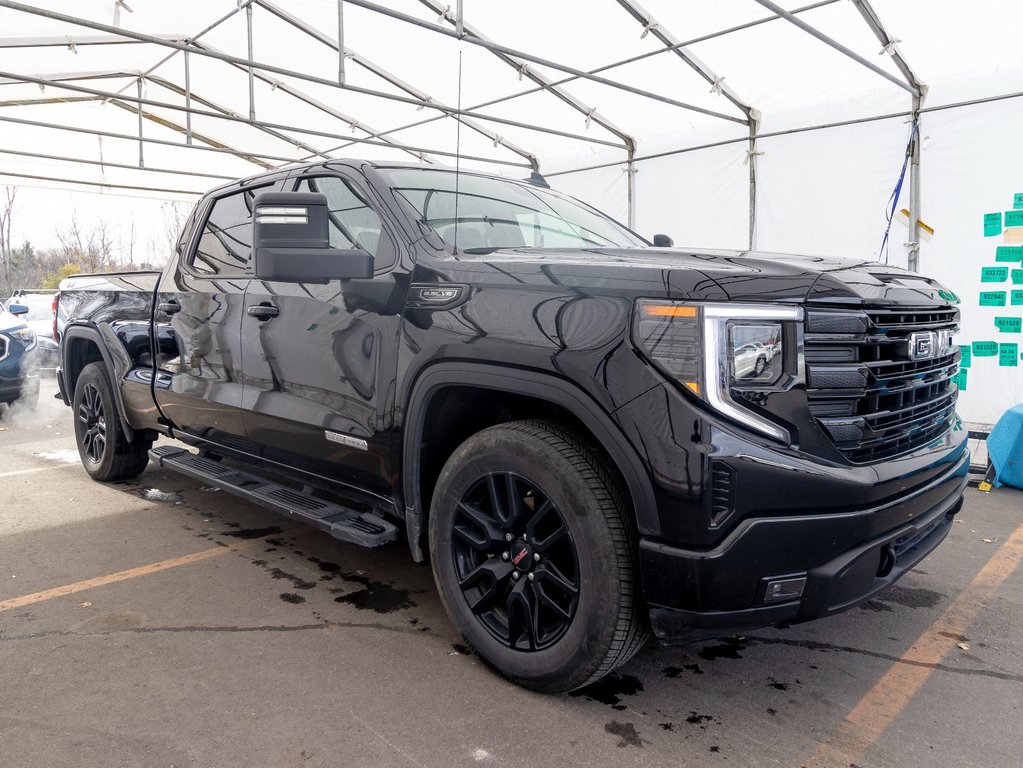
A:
[0, 467, 51, 478]
[804, 520, 1023, 767]
[0, 534, 282, 613]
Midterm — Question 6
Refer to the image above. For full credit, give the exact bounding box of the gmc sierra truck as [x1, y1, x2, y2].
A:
[57, 160, 969, 692]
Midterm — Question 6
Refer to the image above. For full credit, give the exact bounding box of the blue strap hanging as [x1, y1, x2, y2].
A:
[879, 121, 918, 265]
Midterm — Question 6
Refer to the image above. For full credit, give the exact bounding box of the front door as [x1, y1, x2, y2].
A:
[154, 182, 277, 449]
[240, 168, 409, 495]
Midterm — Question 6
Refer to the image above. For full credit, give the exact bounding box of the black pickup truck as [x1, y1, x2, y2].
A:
[57, 160, 969, 692]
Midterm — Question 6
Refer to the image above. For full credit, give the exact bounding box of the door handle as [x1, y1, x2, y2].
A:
[158, 300, 181, 314]
[247, 303, 280, 320]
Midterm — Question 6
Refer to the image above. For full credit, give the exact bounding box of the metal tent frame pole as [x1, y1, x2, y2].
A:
[420, 0, 637, 225]
[613, 0, 760, 246]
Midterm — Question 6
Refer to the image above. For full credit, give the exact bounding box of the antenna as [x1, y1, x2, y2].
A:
[454, 50, 462, 255]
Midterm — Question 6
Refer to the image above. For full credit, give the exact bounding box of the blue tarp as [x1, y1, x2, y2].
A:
[988, 404, 1023, 490]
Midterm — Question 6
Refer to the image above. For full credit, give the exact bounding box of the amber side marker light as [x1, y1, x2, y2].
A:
[641, 304, 698, 318]
[684, 381, 700, 395]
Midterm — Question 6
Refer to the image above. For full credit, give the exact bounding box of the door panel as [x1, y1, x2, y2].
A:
[153, 184, 274, 447]
[241, 172, 408, 494]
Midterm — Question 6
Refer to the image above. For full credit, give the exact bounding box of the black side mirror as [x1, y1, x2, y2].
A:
[8, 302, 28, 316]
[252, 191, 373, 284]
[652, 234, 674, 248]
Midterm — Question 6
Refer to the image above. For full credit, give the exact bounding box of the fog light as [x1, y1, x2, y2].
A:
[762, 575, 806, 604]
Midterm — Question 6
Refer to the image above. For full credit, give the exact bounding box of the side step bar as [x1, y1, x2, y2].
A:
[150, 446, 398, 548]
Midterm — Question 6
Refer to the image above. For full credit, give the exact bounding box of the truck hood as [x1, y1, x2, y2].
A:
[444, 247, 955, 306]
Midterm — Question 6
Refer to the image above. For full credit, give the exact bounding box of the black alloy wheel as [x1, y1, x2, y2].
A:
[430, 420, 649, 692]
[452, 472, 579, 651]
[77, 382, 107, 464]
[73, 362, 152, 481]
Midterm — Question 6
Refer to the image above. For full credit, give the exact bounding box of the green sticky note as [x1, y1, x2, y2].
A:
[1012, 290, 1023, 306]
[1015, 193, 1023, 210]
[973, 340, 999, 356]
[1014, 269, 1023, 284]
[984, 212, 1003, 236]
[982, 266, 1009, 282]
[980, 291, 1007, 306]
[952, 369, 968, 391]
[995, 316, 1022, 333]
[959, 344, 972, 368]
[996, 246, 1023, 262]
[1007, 210, 1023, 228]
[1000, 343, 1019, 366]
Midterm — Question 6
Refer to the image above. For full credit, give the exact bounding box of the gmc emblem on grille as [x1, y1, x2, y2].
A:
[904, 329, 952, 361]
[911, 331, 936, 360]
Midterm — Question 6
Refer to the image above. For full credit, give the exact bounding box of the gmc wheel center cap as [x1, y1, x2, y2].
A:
[511, 541, 534, 571]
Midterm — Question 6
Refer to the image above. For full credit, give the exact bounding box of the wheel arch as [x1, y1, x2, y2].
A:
[401, 363, 659, 561]
[61, 324, 137, 442]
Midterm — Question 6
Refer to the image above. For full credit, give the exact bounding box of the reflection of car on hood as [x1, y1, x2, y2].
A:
[0, 303, 40, 409]
[5, 290, 59, 369]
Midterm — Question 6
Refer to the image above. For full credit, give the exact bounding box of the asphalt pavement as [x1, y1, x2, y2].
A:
[2, 380, 1021, 768]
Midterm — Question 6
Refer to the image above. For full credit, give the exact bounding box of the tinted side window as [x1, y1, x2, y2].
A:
[191, 186, 268, 275]
[295, 176, 383, 257]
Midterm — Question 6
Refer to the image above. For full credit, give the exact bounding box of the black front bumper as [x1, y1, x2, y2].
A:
[641, 448, 969, 644]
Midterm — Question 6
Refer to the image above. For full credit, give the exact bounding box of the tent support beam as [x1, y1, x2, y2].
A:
[748, 114, 760, 250]
[0, 95, 531, 170]
[306, 1, 836, 166]
[613, 0, 754, 121]
[0, 170, 202, 196]
[0, 148, 235, 181]
[339, 0, 747, 125]
[750, 0, 919, 96]
[246, 2, 255, 121]
[183, 50, 192, 145]
[850, 0, 923, 94]
[422, 0, 636, 155]
[193, 43, 435, 165]
[135, 77, 144, 168]
[908, 96, 922, 272]
[254, 0, 541, 169]
[0, 0, 553, 166]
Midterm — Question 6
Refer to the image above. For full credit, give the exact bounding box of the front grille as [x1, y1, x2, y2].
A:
[805, 306, 959, 463]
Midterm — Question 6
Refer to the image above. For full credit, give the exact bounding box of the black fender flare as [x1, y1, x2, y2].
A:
[61, 324, 138, 442]
[401, 363, 659, 560]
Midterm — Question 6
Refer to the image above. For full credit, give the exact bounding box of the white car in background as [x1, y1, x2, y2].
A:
[5, 290, 59, 370]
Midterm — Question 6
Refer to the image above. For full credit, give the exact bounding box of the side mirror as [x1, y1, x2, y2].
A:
[252, 191, 374, 284]
[8, 302, 28, 316]
[652, 234, 674, 248]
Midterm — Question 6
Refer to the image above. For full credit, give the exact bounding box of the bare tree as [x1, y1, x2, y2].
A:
[56, 209, 117, 273]
[0, 186, 16, 294]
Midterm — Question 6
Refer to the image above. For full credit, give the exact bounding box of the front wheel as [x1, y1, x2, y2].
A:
[73, 362, 152, 481]
[429, 420, 648, 692]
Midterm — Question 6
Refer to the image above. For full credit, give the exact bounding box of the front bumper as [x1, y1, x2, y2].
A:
[641, 448, 969, 644]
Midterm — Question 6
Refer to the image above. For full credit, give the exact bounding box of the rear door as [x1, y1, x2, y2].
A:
[153, 180, 281, 449]
[240, 166, 410, 495]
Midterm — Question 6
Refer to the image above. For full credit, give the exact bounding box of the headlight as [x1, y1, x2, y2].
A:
[7, 328, 36, 348]
[633, 301, 803, 442]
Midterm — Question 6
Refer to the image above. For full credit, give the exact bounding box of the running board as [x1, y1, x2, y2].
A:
[149, 446, 397, 548]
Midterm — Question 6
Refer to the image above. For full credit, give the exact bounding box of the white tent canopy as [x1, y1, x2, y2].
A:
[1, 0, 1022, 423]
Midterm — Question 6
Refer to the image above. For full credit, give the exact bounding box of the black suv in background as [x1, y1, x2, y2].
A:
[56, 160, 969, 692]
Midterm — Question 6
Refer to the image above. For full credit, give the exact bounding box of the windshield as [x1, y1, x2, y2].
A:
[382, 169, 646, 251]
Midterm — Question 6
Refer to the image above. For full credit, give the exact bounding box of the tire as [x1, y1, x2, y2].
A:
[429, 419, 649, 692]
[73, 362, 152, 481]
[753, 356, 766, 376]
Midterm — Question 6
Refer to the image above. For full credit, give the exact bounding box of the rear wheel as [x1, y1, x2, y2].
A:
[429, 420, 648, 692]
[73, 362, 151, 481]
